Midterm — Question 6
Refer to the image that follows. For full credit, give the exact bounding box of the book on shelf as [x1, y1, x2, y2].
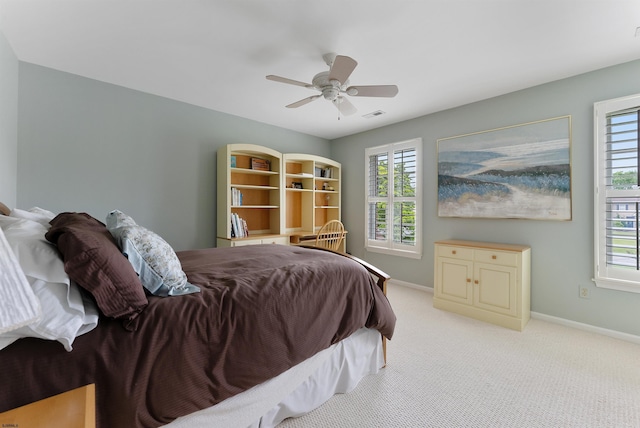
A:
[315, 166, 332, 178]
[251, 157, 270, 171]
[231, 187, 243, 206]
[231, 213, 249, 238]
[242, 218, 249, 237]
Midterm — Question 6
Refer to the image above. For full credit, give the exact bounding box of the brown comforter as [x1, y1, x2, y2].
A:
[0, 244, 395, 427]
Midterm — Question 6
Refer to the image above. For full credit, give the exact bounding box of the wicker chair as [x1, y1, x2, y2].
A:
[315, 220, 346, 252]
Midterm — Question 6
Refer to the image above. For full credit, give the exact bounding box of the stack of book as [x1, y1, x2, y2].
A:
[231, 213, 249, 238]
[231, 187, 243, 206]
[315, 166, 333, 178]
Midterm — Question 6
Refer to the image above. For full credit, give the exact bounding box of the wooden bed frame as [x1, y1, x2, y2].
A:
[0, 202, 10, 216]
[0, 384, 95, 428]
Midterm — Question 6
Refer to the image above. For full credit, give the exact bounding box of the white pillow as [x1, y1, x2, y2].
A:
[106, 210, 200, 297]
[0, 215, 99, 351]
[9, 206, 56, 228]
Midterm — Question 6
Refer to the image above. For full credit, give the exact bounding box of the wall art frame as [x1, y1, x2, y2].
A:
[437, 115, 572, 220]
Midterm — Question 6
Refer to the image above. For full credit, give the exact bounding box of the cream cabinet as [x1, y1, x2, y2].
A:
[433, 240, 531, 331]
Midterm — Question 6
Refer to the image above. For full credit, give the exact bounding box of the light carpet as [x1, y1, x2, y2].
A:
[279, 284, 640, 427]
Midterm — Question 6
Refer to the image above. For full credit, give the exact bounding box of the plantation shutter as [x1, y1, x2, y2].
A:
[603, 108, 640, 270]
[365, 139, 422, 258]
[393, 148, 417, 245]
[368, 152, 389, 242]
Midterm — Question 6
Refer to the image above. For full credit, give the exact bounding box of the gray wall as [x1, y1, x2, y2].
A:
[13, 54, 640, 336]
[331, 59, 640, 337]
[0, 31, 18, 207]
[17, 63, 329, 250]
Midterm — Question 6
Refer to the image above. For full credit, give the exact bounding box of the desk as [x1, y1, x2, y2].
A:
[289, 230, 347, 253]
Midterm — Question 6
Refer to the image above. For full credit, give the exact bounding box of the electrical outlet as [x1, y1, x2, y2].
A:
[579, 286, 590, 299]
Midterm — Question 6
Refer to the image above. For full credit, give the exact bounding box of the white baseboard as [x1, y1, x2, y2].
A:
[389, 280, 640, 345]
[388, 278, 432, 293]
[531, 311, 640, 345]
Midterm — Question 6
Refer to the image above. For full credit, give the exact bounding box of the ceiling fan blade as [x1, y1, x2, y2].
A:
[328, 55, 357, 84]
[286, 95, 321, 108]
[346, 85, 398, 97]
[332, 96, 357, 116]
[266, 75, 312, 88]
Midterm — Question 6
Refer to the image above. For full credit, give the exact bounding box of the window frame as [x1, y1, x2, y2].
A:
[364, 138, 422, 259]
[594, 93, 640, 293]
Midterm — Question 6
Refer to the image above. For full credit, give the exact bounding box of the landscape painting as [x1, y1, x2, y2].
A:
[437, 116, 572, 220]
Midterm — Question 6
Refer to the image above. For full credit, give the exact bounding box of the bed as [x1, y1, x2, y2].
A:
[0, 204, 396, 427]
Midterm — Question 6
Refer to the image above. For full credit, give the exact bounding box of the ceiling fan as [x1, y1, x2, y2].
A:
[266, 53, 398, 116]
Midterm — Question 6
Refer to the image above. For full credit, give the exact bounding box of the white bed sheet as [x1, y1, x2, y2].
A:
[0, 210, 99, 351]
[165, 328, 384, 428]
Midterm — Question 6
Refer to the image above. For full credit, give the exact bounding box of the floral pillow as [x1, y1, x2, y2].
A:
[106, 210, 200, 297]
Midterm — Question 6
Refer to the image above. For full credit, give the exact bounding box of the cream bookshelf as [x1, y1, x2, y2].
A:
[217, 144, 284, 247]
[283, 154, 341, 235]
[217, 145, 342, 248]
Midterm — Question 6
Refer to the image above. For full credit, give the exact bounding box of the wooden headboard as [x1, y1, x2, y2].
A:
[0, 202, 10, 216]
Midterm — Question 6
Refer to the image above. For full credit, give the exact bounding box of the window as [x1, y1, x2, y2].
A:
[365, 138, 422, 259]
[594, 93, 640, 292]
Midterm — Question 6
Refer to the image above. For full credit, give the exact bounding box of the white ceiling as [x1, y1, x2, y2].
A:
[1, 1, 639, 140]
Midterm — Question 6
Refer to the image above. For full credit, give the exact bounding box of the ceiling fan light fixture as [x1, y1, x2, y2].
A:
[266, 53, 398, 115]
[322, 87, 340, 101]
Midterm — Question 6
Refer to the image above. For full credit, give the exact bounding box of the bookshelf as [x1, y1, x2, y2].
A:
[283, 154, 341, 234]
[217, 145, 342, 248]
[217, 144, 286, 247]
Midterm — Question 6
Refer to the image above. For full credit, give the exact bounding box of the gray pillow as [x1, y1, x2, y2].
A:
[106, 210, 200, 297]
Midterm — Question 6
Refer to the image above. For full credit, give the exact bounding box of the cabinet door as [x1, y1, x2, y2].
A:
[436, 257, 473, 305]
[473, 262, 518, 316]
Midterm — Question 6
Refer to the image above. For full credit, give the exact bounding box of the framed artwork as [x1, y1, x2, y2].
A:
[437, 115, 572, 220]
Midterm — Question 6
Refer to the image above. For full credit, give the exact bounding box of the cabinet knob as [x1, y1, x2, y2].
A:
[466, 278, 471, 283]
[452, 250, 456, 255]
[492, 255, 497, 260]
[474, 280, 479, 284]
